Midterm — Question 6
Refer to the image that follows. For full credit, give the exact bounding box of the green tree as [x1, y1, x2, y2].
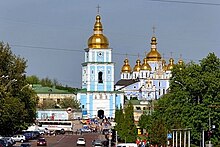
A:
[115, 105, 126, 142]
[149, 117, 167, 146]
[153, 53, 220, 146]
[0, 42, 38, 135]
[26, 75, 40, 84]
[138, 112, 152, 133]
[59, 97, 80, 109]
[38, 99, 56, 109]
[123, 102, 137, 142]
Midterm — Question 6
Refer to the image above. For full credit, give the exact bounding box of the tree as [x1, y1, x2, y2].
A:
[153, 53, 220, 146]
[115, 105, 126, 142]
[138, 112, 152, 133]
[59, 97, 80, 109]
[124, 102, 137, 143]
[0, 42, 38, 135]
[38, 99, 56, 109]
[149, 117, 167, 146]
[26, 75, 40, 84]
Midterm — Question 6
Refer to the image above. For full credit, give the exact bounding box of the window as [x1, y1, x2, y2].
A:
[98, 72, 103, 83]
[163, 89, 165, 94]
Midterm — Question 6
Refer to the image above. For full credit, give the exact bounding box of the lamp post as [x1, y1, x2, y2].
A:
[108, 129, 112, 147]
[4, 79, 17, 91]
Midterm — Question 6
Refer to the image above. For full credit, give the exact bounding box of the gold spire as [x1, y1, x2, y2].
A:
[178, 54, 184, 65]
[121, 58, 132, 73]
[133, 58, 142, 72]
[88, 15, 109, 49]
[167, 58, 174, 70]
[146, 36, 162, 61]
[141, 58, 152, 71]
[162, 59, 167, 71]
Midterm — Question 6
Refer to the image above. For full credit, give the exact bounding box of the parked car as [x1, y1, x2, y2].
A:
[37, 138, 47, 146]
[3, 137, 15, 146]
[76, 137, 86, 146]
[11, 135, 26, 142]
[0, 139, 8, 147]
[92, 139, 103, 147]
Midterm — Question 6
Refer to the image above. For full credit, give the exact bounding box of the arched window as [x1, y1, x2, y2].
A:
[98, 72, 103, 83]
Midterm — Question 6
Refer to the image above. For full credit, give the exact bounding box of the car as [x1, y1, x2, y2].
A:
[76, 137, 86, 146]
[92, 139, 103, 147]
[37, 138, 47, 146]
[11, 134, 26, 142]
[3, 137, 15, 146]
[0, 139, 7, 147]
[20, 143, 31, 147]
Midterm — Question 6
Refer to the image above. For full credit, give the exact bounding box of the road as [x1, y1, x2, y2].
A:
[14, 132, 105, 147]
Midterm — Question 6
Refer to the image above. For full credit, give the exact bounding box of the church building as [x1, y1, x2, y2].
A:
[77, 14, 124, 119]
[115, 34, 183, 101]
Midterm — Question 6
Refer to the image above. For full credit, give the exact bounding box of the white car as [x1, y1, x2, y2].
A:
[76, 137, 86, 146]
[11, 134, 26, 142]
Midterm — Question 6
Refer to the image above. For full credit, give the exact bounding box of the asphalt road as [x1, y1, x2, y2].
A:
[14, 133, 103, 147]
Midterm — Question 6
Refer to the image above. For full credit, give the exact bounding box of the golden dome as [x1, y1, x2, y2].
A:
[133, 59, 141, 72]
[167, 58, 174, 70]
[146, 36, 162, 61]
[121, 58, 132, 73]
[162, 59, 167, 71]
[178, 59, 184, 65]
[141, 58, 151, 71]
[88, 15, 109, 49]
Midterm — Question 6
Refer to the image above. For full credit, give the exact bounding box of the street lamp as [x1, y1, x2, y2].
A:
[174, 81, 186, 90]
[108, 129, 112, 147]
[4, 79, 17, 91]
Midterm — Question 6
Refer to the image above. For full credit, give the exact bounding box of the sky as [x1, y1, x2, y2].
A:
[0, 0, 219, 88]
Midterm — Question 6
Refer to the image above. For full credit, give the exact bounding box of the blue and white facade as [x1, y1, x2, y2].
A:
[115, 36, 182, 101]
[77, 14, 124, 119]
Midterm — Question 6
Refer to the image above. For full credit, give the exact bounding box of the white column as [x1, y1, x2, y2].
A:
[184, 130, 186, 147]
[180, 131, 182, 147]
[188, 130, 190, 147]
[173, 131, 175, 147]
[202, 130, 204, 147]
[176, 131, 178, 147]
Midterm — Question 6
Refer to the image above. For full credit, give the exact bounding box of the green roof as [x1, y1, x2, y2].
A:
[32, 84, 72, 94]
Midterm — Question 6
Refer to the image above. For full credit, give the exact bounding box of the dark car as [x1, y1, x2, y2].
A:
[20, 143, 31, 147]
[0, 139, 7, 147]
[37, 138, 47, 146]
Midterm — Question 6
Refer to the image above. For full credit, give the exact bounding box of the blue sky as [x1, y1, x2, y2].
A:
[0, 0, 219, 88]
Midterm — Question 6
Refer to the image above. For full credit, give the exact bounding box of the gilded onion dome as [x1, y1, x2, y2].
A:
[141, 58, 152, 71]
[133, 59, 141, 72]
[162, 59, 167, 71]
[121, 58, 132, 73]
[178, 59, 184, 65]
[88, 15, 109, 49]
[146, 36, 162, 61]
[167, 58, 174, 70]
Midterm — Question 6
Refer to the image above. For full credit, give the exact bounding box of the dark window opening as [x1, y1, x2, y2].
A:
[98, 72, 103, 83]
[97, 110, 104, 119]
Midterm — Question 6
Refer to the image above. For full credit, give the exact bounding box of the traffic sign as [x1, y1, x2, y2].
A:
[167, 133, 172, 139]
